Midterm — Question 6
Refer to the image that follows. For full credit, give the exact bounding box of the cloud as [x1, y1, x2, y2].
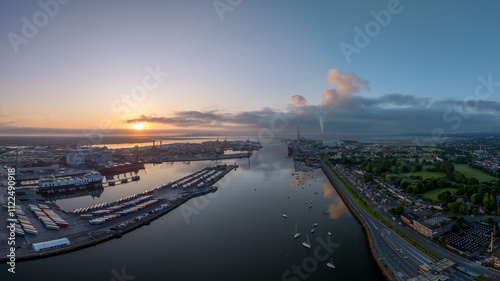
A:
[126, 108, 282, 129]
[289, 94, 307, 107]
[322, 69, 370, 108]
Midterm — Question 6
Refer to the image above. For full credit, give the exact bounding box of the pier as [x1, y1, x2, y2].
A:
[0, 164, 237, 262]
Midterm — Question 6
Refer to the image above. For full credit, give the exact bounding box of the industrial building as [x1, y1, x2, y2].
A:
[401, 212, 421, 228]
[412, 216, 454, 239]
[32, 238, 70, 252]
[441, 222, 493, 258]
[408, 259, 454, 281]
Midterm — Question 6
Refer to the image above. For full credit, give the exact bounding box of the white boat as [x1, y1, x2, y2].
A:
[328, 232, 332, 236]
[327, 257, 335, 269]
[312, 223, 318, 227]
[302, 235, 311, 249]
[294, 224, 301, 239]
[311, 229, 315, 233]
[282, 213, 288, 218]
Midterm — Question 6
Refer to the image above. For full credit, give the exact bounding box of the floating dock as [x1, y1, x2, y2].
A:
[0, 165, 237, 262]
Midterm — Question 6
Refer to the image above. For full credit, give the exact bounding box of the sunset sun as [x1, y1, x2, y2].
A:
[131, 123, 146, 130]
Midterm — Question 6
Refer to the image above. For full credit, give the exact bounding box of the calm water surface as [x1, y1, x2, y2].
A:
[1, 141, 385, 281]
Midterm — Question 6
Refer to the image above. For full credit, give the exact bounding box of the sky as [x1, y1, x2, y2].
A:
[1, 0, 499, 139]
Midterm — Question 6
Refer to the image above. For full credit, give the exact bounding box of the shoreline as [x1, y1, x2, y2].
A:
[1, 189, 217, 263]
[1, 165, 236, 263]
[322, 166, 396, 281]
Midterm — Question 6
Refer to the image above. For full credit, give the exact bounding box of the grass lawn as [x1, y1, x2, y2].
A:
[420, 187, 459, 202]
[402, 170, 447, 179]
[454, 164, 498, 182]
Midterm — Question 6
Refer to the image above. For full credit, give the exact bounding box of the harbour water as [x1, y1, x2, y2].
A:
[1, 141, 385, 281]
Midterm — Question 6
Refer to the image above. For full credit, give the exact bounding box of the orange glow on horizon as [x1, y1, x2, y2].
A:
[131, 123, 146, 130]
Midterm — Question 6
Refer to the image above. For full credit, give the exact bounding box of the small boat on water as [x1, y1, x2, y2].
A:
[312, 223, 318, 227]
[294, 224, 301, 239]
[302, 235, 311, 249]
[311, 229, 315, 233]
[323, 210, 328, 215]
[308, 205, 312, 209]
[282, 213, 288, 218]
[328, 232, 332, 236]
[327, 257, 335, 269]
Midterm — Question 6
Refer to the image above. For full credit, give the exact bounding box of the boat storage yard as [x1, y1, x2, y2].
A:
[0, 165, 237, 262]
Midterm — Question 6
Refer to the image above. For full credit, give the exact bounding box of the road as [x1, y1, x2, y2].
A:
[377, 204, 500, 280]
[330, 163, 500, 280]
[324, 166, 433, 281]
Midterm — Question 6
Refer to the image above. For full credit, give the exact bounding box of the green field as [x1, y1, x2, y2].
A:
[402, 170, 447, 179]
[454, 164, 498, 182]
[420, 188, 459, 202]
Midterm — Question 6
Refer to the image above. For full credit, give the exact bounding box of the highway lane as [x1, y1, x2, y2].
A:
[377, 203, 500, 280]
[324, 166, 432, 280]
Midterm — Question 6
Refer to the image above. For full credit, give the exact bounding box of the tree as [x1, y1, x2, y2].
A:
[449, 201, 462, 213]
[483, 193, 490, 207]
[438, 191, 453, 205]
[471, 193, 483, 205]
[400, 165, 410, 173]
[459, 203, 468, 214]
[489, 194, 496, 209]
[437, 179, 448, 188]
[391, 165, 399, 174]
[483, 218, 495, 226]
[400, 180, 409, 189]
[468, 177, 479, 185]
[390, 206, 405, 216]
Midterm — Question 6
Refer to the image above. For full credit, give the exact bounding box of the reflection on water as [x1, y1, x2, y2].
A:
[0, 141, 385, 281]
[322, 181, 351, 220]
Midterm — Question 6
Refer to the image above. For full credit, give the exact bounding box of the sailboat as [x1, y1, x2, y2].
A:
[293, 224, 301, 239]
[302, 234, 311, 248]
[327, 257, 335, 269]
